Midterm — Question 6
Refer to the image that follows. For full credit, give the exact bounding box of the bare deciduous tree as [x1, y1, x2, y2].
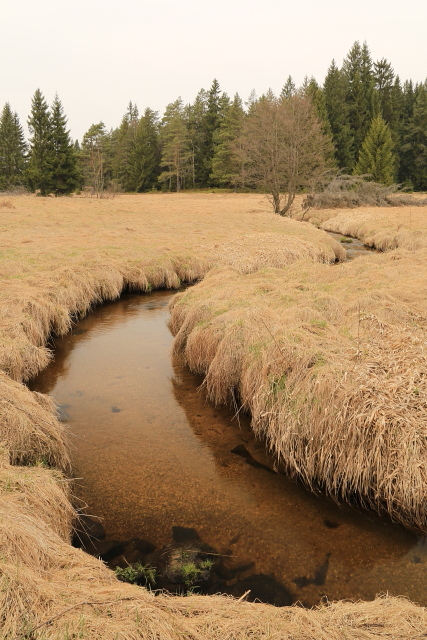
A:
[240, 93, 333, 216]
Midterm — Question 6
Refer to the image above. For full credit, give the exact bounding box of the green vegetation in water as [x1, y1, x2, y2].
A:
[340, 237, 353, 243]
[115, 562, 156, 587]
[181, 558, 214, 587]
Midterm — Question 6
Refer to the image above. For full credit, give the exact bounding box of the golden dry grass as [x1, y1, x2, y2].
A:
[1, 193, 427, 637]
[296, 195, 427, 251]
[170, 249, 427, 532]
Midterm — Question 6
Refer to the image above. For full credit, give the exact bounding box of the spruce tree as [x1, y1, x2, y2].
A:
[323, 60, 354, 169]
[27, 89, 53, 195]
[112, 101, 139, 190]
[50, 95, 79, 195]
[402, 84, 427, 190]
[0, 103, 27, 190]
[342, 41, 375, 165]
[280, 76, 296, 99]
[210, 93, 245, 188]
[127, 108, 161, 192]
[354, 114, 395, 184]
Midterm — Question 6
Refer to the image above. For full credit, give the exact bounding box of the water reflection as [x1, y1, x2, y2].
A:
[29, 291, 427, 606]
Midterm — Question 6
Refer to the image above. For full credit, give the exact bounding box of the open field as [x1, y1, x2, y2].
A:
[1, 192, 427, 637]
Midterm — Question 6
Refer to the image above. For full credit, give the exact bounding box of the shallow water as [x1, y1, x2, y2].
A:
[327, 230, 376, 260]
[30, 290, 427, 606]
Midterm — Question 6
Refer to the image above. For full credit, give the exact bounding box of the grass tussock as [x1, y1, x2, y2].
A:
[304, 175, 427, 210]
[170, 249, 427, 532]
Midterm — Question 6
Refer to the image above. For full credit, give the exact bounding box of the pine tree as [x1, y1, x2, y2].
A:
[50, 95, 79, 195]
[323, 60, 354, 169]
[210, 94, 245, 188]
[0, 104, 27, 190]
[127, 108, 161, 192]
[354, 114, 395, 184]
[158, 98, 191, 192]
[81, 122, 112, 195]
[27, 89, 53, 195]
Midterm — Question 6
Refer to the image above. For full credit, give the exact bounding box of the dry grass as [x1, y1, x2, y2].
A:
[170, 249, 427, 532]
[0, 194, 342, 384]
[1, 193, 427, 637]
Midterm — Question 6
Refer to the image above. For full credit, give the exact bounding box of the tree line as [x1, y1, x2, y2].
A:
[1, 41, 426, 196]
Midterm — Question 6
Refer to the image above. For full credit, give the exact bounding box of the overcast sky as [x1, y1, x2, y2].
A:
[1, 0, 426, 141]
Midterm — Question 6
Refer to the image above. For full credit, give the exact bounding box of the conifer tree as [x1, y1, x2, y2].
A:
[158, 98, 191, 192]
[200, 79, 227, 186]
[342, 41, 375, 165]
[50, 95, 79, 195]
[186, 89, 208, 187]
[112, 101, 139, 189]
[127, 108, 161, 192]
[210, 94, 245, 188]
[354, 114, 395, 184]
[323, 60, 354, 169]
[81, 122, 112, 195]
[27, 89, 53, 195]
[402, 84, 427, 190]
[0, 103, 27, 190]
[280, 76, 296, 99]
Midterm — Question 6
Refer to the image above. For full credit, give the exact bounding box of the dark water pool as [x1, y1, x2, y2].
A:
[29, 290, 427, 606]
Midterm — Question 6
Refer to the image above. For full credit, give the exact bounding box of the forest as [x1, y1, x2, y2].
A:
[0, 41, 426, 196]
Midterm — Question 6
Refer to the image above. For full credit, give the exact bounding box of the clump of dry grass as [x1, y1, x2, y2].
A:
[0, 198, 16, 209]
[170, 249, 427, 532]
[304, 175, 427, 209]
[0, 371, 70, 470]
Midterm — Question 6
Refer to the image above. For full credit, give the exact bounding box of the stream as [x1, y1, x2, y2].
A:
[29, 286, 427, 607]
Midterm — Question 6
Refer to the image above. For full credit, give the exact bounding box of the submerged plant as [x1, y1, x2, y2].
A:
[115, 562, 156, 587]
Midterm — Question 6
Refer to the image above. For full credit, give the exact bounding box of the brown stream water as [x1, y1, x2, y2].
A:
[29, 290, 427, 607]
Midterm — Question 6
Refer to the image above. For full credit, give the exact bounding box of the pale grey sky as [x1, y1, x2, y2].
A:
[1, 0, 426, 140]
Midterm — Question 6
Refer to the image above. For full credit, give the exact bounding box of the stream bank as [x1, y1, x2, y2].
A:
[29, 290, 427, 607]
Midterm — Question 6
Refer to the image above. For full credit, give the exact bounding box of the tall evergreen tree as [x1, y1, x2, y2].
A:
[112, 101, 139, 189]
[158, 98, 191, 192]
[186, 89, 208, 188]
[27, 89, 53, 195]
[280, 76, 296, 99]
[127, 108, 161, 192]
[81, 122, 112, 195]
[0, 103, 27, 190]
[401, 84, 427, 190]
[50, 95, 79, 195]
[342, 41, 375, 165]
[323, 60, 354, 169]
[210, 93, 245, 188]
[354, 114, 396, 184]
[198, 79, 229, 186]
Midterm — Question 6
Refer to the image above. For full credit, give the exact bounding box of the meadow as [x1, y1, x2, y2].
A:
[1, 192, 427, 638]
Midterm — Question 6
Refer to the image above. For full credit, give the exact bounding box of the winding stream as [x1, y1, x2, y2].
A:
[29, 287, 427, 606]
